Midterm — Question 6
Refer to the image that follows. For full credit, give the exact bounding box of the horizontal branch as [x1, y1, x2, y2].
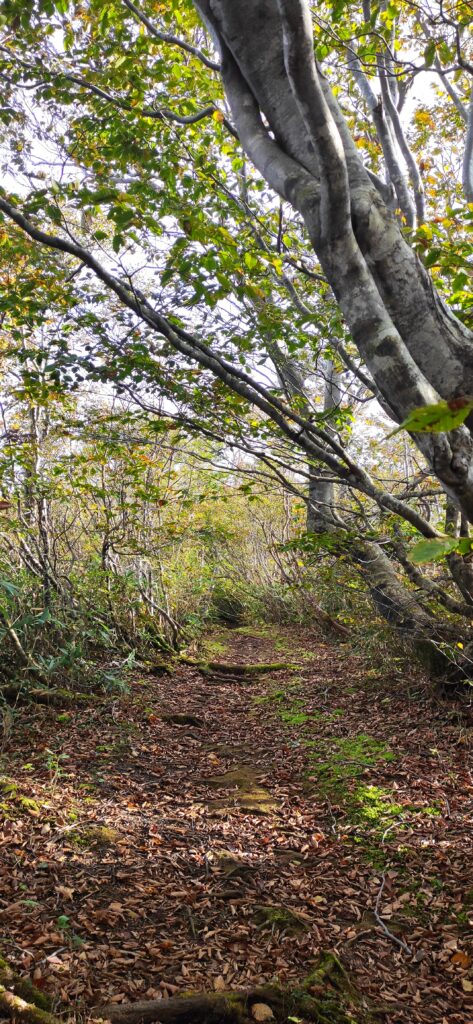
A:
[0, 195, 440, 539]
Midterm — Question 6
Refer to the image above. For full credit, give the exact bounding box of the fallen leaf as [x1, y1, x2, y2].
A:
[452, 951, 472, 968]
[251, 1004, 274, 1021]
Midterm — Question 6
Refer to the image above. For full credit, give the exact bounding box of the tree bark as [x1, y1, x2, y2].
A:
[194, 0, 473, 521]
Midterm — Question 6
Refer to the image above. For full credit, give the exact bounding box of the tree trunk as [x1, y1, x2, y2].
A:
[194, 0, 473, 521]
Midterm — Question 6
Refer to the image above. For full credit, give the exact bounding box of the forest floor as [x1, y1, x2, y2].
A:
[1, 625, 473, 1024]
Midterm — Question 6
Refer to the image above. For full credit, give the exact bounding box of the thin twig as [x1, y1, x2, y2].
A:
[373, 872, 412, 954]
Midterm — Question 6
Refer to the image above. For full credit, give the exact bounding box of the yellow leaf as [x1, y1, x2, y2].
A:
[251, 1004, 274, 1021]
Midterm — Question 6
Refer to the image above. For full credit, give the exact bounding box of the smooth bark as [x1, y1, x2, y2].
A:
[194, 0, 473, 520]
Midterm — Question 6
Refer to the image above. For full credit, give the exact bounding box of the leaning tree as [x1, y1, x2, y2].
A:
[191, 0, 473, 511]
[0, 0, 472, 667]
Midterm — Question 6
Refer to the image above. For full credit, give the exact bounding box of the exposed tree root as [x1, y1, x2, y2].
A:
[0, 988, 60, 1024]
[0, 959, 52, 1012]
[0, 952, 382, 1024]
[93, 954, 381, 1024]
[94, 988, 280, 1024]
[181, 659, 294, 679]
[161, 713, 204, 727]
[0, 958, 57, 1024]
[1, 686, 101, 706]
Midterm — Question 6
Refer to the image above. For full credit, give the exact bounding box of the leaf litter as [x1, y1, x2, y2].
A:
[0, 625, 472, 1023]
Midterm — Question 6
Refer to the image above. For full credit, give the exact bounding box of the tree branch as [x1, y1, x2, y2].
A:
[121, 0, 220, 70]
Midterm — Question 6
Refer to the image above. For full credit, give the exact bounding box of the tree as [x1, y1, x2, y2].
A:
[0, 0, 472, 671]
[193, 0, 473, 517]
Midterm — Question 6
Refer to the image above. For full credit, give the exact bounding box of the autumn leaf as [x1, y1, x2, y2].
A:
[251, 1004, 274, 1021]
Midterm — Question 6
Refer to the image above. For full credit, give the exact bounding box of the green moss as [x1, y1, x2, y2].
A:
[353, 784, 404, 823]
[307, 733, 395, 788]
[0, 957, 51, 1011]
[0, 778, 18, 796]
[203, 766, 278, 815]
[199, 635, 230, 658]
[72, 825, 120, 848]
[357, 843, 388, 871]
[291, 953, 376, 1023]
[254, 904, 308, 933]
[233, 625, 273, 638]
[423, 804, 441, 817]
[253, 689, 287, 705]
[18, 796, 40, 814]
[280, 710, 309, 725]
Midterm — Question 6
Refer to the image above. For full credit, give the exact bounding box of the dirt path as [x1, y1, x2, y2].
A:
[1, 625, 473, 1023]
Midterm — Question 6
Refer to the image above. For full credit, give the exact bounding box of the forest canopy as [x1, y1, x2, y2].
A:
[0, 0, 472, 678]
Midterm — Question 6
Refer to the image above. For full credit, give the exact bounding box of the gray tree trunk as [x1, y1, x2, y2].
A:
[194, 0, 473, 521]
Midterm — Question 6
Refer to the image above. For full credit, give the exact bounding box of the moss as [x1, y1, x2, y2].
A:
[73, 825, 120, 848]
[463, 888, 473, 907]
[0, 958, 51, 1011]
[233, 625, 273, 638]
[353, 784, 404, 823]
[423, 804, 441, 817]
[0, 778, 18, 796]
[18, 796, 40, 815]
[252, 689, 287, 705]
[307, 734, 395, 798]
[208, 661, 295, 675]
[357, 843, 388, 871]
[0, 985, 58, 1024]
[29, 688, 100, 707]
[290, 952, 378, 1023]
[199, 635, 230, 658]
[279, 710, 309, 725]
[254, 904, 308, 934]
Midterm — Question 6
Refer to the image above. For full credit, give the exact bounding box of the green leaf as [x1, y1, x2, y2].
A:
[387, 399, 473, 438]
[0, 577, 20, 596]
[409, 536, 461, 564]
[424, 39, 436, 67]
[244, 252, 258, 271]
